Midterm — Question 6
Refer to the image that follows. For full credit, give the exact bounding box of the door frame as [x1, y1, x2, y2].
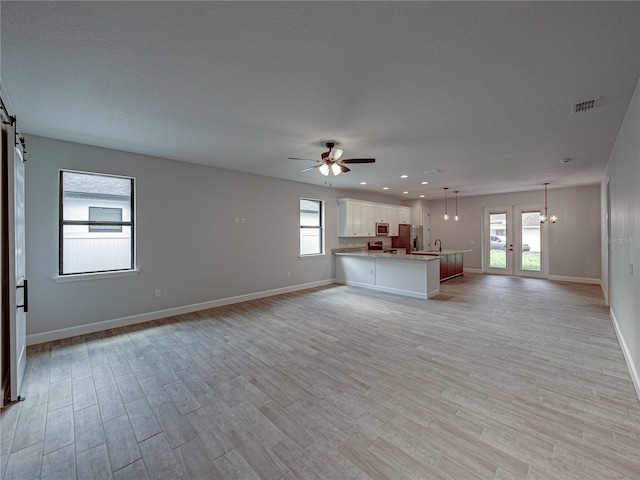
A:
[515, 204, 548, 278]
[483, 204, 547, 278]
[421, 207, 430, 251]
[484, 206, 514, 275]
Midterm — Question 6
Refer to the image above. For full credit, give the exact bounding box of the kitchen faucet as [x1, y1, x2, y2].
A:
[434, 239, 442, 252]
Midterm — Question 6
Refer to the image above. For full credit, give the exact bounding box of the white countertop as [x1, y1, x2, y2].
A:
[333, 251, 440, 261]
[413, 249, 472, 255]
[333, 249, 472, 261]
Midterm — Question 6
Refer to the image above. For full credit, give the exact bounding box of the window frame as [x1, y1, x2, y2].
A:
[299, 197, 325, 257]
[59, 170, 136, 276]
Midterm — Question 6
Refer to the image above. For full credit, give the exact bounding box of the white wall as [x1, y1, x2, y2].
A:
[602, 78, 640, 396]
[428, 185, 602, 280]
[24, 135, 383, 341]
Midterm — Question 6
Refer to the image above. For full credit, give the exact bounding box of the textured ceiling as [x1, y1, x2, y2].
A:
[1, 1, 639, 199]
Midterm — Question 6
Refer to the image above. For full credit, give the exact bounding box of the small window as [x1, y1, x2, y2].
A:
[300, 198, 324, 256]
[59, 170, 135, 275]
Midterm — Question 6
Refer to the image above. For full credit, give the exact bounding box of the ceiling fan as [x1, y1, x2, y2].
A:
[288, 142, 375, 176]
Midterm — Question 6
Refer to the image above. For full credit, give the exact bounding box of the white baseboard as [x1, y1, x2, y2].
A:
[610, 309, 640, 403]
[335, 279, 431, 299]
[26, 279, 336, 346]
[463, 267, 483, 274]
[548, 275, 602, 285]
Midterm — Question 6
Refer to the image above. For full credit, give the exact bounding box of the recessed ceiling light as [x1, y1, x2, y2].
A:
[382, 187, 389, 190]
[400, 175, 408, 179]
[560, 158, 572, 165]
[360, 181, 367, 185]
[421, 181, 428, 185]
[403, 191, 409, 194]
[419, 195, 425, 198]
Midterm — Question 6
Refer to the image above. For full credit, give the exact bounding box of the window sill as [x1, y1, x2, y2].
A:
[53, 269, 140, 283]
[299, 253, 326, 259]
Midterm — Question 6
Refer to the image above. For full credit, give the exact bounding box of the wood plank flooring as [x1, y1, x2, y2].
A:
[1, 273, 639, 479]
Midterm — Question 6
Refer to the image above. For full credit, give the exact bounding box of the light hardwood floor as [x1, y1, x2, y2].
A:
[1, 273, 639, 479]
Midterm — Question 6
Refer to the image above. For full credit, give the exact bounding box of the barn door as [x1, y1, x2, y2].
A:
[2, 122, 27, 404]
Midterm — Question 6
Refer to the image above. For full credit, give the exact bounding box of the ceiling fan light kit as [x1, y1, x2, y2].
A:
[319, 163, 330, 176]
[288, 141, 375, 177]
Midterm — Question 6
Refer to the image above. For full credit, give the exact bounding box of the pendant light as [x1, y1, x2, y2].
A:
[443, 187, 449, 220]
[454, 190, 459, 221]
[540, 182, 557, 224]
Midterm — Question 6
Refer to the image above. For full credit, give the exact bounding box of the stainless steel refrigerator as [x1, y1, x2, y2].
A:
[392, 224, 423, 252]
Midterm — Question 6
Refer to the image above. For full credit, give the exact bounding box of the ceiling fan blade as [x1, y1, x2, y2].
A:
[339, 164, 351, 173]
[341, 158, 376, 164]
[301, 164, 321, 172]
[288, 157, 318, 162]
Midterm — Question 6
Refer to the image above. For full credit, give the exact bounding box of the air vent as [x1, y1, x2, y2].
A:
[573, 97, 600, 113]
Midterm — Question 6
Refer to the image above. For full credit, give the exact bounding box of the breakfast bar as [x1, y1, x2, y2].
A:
[334, 251, 441, 299]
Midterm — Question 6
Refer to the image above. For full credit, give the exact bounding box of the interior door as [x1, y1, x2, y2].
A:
[3, 123, 27, 404]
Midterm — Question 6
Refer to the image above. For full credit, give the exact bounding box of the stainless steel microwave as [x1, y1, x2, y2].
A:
[376, 223, 389, 236]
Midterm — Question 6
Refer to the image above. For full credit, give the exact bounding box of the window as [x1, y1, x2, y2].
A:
[59, 170, 135, 275]
[300, 198, 324, 255]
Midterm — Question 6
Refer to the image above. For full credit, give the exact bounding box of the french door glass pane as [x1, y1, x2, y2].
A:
[489, 213, 507, 269]
[521, 211, 541, 271]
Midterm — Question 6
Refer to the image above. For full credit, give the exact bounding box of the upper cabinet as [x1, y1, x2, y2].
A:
[338, 199, 411, 237]
[397, 206, 411, 225]
[338, 199, 365, 237]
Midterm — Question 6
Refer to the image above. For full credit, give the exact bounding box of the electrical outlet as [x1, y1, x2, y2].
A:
[287, 271, 291, 277]
[155, 289, 161, 298]
[241, 217, 246, 224]
[235, 217, 240, 224]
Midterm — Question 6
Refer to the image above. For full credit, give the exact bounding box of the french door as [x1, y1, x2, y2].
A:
[484, 205, 547, 278]
[2, 121, 27, 404]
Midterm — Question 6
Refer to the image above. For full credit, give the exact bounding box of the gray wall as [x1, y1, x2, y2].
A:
[24, 135, 394, 338]
[427, 185, 602, 280]
[602, 78, 640, 388]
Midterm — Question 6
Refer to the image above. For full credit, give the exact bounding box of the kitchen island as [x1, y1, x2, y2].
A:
[334, 251, 441, 299]
[412, 249, 472, 282]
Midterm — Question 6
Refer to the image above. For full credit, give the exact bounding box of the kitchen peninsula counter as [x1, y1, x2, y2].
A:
[413, 249, 472, 255]
[412, 249, 472, 281]
[334, 251, 440, 299]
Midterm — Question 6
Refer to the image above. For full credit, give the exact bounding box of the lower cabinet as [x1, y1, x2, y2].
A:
[439, 254, 448, 280]
[440, 252, 464, 282]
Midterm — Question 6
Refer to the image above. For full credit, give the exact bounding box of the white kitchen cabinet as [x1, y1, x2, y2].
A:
[388, 208, 399, 236]
[364, 204, 379, 236]
[398, 206, 411, 225]
[338, 199, 365, 237]
[338, 199, 412, 238]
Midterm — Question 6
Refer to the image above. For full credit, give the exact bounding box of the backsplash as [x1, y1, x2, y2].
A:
[337, 236, 393, 249]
